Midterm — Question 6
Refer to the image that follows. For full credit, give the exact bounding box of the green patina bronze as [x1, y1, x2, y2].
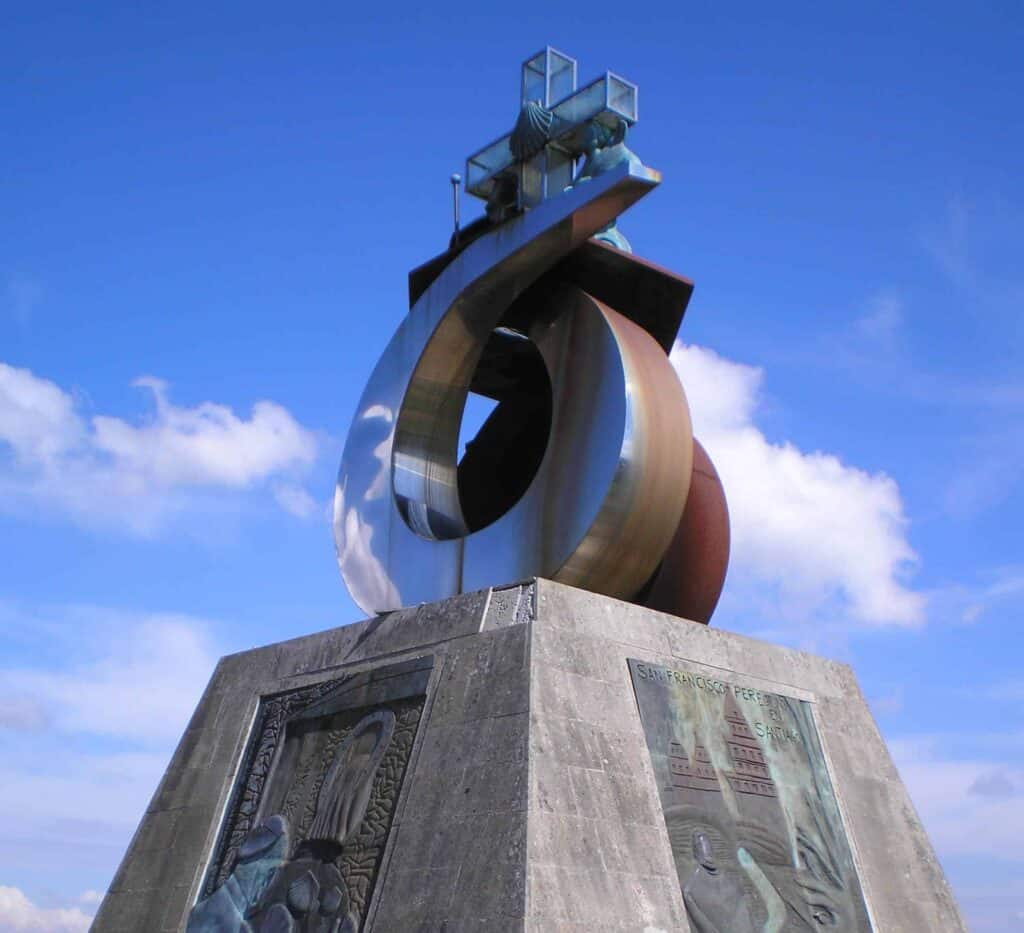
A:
[629, 659, 874, 932]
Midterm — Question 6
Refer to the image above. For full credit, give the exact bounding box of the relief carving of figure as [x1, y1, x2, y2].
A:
[185, 816, 290, 932]
[734, 808, 853, 929]
[188, 710, 396, 933]
[682, 831, 759, 933]
[793, 820, 848, 928]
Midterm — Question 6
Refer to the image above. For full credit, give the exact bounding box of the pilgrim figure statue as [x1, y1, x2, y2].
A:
[570, 118, 643, 252]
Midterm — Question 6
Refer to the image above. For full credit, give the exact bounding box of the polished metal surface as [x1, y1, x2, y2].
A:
[466, 49, 640, 211]
[639, 438, 731, 624]
[334, 160, 699, 614]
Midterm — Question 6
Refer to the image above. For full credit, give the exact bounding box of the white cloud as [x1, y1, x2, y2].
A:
[0, 363, 83, 466]
[273, 482, 320, 519]
[0, 887, 92, 932]
[671, 343, 924, 628]
[1, 609, 217, 745]
[0, 748, 168, 846]
[0, 606, 220, 910]
[891, 736, 1024, 859]
[0, 363, 318, 533]
[886, 735, 1024, 932]
[0, 694, 48, 731]
[948, 877, 1024, 933]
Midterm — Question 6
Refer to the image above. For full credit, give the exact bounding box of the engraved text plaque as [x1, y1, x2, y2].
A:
[628, 658, 873, 932]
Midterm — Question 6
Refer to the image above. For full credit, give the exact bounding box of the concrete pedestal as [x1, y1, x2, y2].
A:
[94, 579, 965, 932]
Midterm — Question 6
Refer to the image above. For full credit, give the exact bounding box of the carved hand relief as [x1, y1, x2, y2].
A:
[188, 659, 431, 933]
[629, 660, 873, 931]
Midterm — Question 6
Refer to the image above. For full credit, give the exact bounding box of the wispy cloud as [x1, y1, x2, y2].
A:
[2, 277, 42, 328]
[922, 195, 974, 289]
[273, 482, 322, 520]
[891, 735, 1024, 859]
[867, 688, 905, 717]
[854, 292, 904, 350]
[773, 235, 1024, 525]
[0, 604, 220, 906]
[933, 565, 1024, 626]
[2, 609, 217, 744]
[941, 423, 1024, 521]
[0, 693, 48, 732]
[0, 362, 319, 534]
[949, 881, 1024, 933]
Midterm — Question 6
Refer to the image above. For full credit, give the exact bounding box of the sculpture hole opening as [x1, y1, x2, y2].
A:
[458, 393, 500, 461]
[457, 327, 552, 533]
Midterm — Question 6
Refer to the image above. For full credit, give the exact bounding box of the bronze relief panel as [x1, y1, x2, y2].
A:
[628, 659, 873, 932]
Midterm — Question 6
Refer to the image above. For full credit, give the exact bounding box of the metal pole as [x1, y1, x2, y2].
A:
[450, 173, 462, 240]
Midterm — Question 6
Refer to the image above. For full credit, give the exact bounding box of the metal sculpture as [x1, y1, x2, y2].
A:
[334, 49, 730, 623]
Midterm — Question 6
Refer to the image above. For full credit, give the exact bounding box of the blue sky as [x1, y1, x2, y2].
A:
[1, 2, 1022, 929]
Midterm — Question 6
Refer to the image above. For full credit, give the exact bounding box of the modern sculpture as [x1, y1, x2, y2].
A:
[94, 50, 965, 933]
[333, 48, 729, 624]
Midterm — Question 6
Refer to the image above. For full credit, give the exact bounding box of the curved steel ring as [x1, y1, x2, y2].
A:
[334, 162, 694, 614]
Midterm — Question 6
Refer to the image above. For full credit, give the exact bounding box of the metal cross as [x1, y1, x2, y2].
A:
[466, 48, 639, 214]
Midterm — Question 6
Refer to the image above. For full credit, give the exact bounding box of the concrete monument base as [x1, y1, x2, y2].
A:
[94, 579, 965, 932]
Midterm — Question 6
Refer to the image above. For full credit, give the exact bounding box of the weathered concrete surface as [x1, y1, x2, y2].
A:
[533, 582, 967, 933]
[94, 579, 965, 932]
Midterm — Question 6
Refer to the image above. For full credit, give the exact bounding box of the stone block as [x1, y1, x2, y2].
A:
[482, 581, 535, 629]
[93, 579, 965, 933]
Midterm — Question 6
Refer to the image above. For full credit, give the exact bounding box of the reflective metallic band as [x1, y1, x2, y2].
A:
[334, 162, 693, 614]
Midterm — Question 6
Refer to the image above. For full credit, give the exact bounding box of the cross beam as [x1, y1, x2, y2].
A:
[465, 48, 639, 210]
